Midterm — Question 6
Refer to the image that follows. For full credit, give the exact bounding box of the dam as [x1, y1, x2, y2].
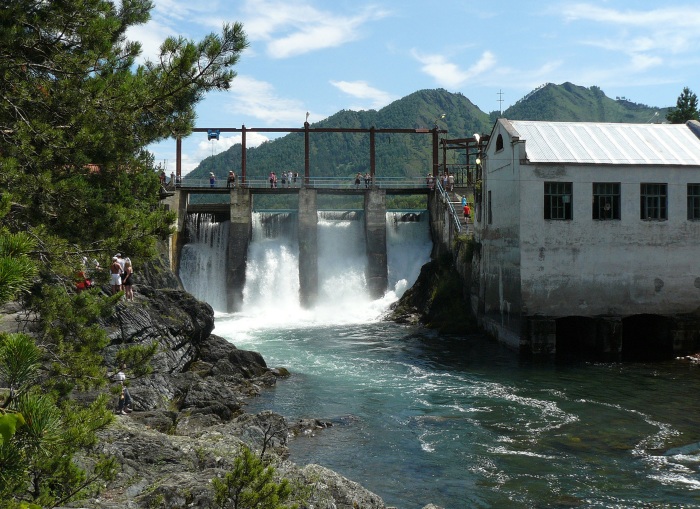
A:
[161, 181, 436, 312]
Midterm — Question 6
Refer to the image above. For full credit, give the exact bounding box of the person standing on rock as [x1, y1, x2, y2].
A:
[110, 256, 122, 295]
[114, 364, 133, 415]
[122, 257, 134, 301]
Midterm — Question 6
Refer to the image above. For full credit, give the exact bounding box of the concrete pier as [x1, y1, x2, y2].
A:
[227, 188, 252, 312]
[161, 189, 187, 274]
[298, 188, 318, 308]
[364, 188, 387, 299]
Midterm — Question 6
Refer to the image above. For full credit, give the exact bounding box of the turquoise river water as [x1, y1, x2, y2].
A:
[181, 212, 700, 508]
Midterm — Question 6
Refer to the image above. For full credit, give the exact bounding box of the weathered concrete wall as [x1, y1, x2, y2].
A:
[298, 188, 318, 308]
[519, 163, 700, 317]
[427, 190, 459, 258]
[476, 126, 524, 350]
[364, 189, 387, 299]
[161, 190, 187, 273]
[227, 188, 251, 312]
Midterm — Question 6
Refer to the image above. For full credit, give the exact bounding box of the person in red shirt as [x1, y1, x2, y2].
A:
[463, 203, 471, 221]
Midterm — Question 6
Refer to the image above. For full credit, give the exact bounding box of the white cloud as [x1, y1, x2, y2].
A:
[561, 4, 700, 28]
[561, 4, 700, 57]
[241, 0, 390, 58]
[227, 75, 310, 124]
[411, 50, 496, 89]
[329, 81, 395, 110]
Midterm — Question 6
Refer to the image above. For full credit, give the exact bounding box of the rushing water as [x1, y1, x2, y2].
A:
[181, 212, 700, 509]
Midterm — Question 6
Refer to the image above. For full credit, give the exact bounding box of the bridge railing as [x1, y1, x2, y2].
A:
[175, 176, 431, 190]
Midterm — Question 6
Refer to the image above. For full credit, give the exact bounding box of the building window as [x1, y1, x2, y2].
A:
[544, 182, 572, 220]
[640, 183, 667, 220]
[592, 183, 621, 220]
[488, 190, 492, 224]
[688, 184, 700, 220]
[496, 134, 504, 151]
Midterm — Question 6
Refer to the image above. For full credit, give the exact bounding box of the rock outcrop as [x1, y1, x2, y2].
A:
[387, 253, 478, 334]
[71, 262, 391, 508]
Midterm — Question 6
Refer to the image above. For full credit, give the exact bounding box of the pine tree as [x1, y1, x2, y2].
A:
[0, 1, 249, 505]
[666, 87, 700, 123]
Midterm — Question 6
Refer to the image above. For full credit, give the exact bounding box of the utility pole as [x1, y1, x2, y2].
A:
[497, 89, 504, 117]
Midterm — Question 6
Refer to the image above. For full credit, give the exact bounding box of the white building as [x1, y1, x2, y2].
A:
[476, 119, 700, 360]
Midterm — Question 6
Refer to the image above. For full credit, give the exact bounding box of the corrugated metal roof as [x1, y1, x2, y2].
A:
[508, 120, 700, 165]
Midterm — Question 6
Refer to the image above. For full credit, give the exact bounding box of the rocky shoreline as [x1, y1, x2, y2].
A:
[16, 255, 443, 509]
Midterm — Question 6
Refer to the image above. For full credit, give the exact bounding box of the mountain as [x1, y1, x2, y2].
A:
[188, 83, 669, 180]
[498, 82, 668, 123]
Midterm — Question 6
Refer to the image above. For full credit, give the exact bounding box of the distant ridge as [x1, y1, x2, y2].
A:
[190, 83, 670, 180]
[500, 82, 668, 123]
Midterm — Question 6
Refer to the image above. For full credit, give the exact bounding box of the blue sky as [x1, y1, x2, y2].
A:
[132, 0, 700, 174]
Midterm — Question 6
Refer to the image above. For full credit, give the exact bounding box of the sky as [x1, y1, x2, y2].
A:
[131, 0, 700, 175]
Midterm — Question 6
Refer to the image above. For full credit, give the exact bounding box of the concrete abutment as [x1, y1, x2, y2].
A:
[227, 188, 252, 312]
[364, 189, 388, 299]
[298, 188, 319, 308]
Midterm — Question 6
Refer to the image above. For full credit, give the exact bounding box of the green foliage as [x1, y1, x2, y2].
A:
[0, 2, 246, 505]
[31, 286, 114, 396]
[0, 0, 246, 263]
[504, 82, 667, 123]
[0, 333, 41, 396]
[666, 87, 700, 123]
[0, 230, 38, 306]
[212, 446, 297, 509]
[0, 413, 25, 445]
[115, 343, 159, 378]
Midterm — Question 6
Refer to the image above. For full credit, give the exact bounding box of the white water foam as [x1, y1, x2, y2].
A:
[180, 211, 431, 328]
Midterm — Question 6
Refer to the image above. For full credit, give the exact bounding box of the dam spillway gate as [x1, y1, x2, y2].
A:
[165, 186, 431, 312]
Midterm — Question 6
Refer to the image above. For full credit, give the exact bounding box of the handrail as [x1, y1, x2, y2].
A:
[436, 180, 462, 234]
[175, 175, 430, 190]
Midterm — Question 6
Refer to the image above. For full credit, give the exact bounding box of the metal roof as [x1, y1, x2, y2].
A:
[508, 120, 700, 165]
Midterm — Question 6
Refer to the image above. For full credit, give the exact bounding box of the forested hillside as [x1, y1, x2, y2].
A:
[189, 83, 669, 181]
[189, 89, 491, 180]
[498, 82, 668, 123]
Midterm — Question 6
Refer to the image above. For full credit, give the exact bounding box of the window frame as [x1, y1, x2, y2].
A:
[544, 181, 573, 220]
[688, 184, 700, 220]
[640, 183, 667, 221]
[592, 182, 621, 220]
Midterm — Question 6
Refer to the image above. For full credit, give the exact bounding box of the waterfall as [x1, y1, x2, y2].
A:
[179, 211, 432, 322]
[387, 211, 433, 297]
[242, 212, 299, 319]
[179, 213, 229, 312]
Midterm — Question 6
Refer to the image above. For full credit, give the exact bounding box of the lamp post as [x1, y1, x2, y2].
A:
[433, 113, 446, 130]
[473, 133, 482, 222]
[433, 114, 446, 175]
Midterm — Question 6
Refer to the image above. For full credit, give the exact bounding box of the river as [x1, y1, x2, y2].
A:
[181, 212, 700, 509]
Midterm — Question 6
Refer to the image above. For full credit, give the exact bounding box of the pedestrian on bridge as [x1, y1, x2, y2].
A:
[355, 172, 362, 188]
[227, 171, 236, 189]
[209, 172, 216, 188]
